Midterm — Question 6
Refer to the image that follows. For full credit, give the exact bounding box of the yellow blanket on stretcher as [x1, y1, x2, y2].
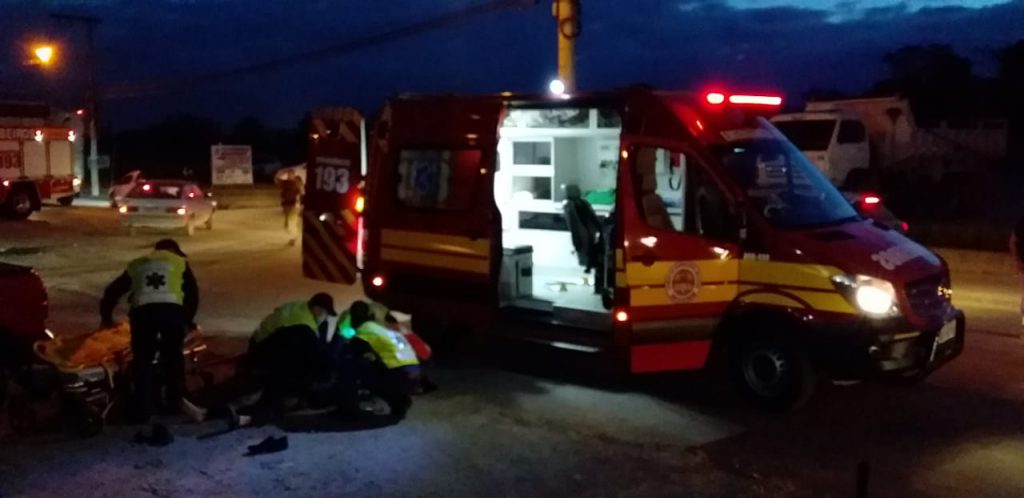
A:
[34, 322, 133, 372]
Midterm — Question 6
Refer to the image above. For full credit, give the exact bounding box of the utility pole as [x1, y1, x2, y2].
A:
[552, 0, 580, 92]
[52, 13, 101, 197]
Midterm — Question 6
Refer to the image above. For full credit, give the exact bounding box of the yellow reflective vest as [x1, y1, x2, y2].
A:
[252, 300, 318, 344]
[127, 250, 187, 307]
[354, 321, 419, 369]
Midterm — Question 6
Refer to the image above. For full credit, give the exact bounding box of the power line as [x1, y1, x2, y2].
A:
[103, 0, 538, 100]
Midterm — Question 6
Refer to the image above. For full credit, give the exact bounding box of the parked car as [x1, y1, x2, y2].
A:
[118, 180, 216, 236]
[843, 191, 909, 234]
[108, 170, 144, 207]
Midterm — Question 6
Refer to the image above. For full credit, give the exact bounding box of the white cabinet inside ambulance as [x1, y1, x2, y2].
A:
[321, 88, 963, 410]
[0, 126, 80, 220]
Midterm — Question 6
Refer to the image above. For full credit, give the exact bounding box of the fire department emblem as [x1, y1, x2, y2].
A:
[665, 262, 701, 303]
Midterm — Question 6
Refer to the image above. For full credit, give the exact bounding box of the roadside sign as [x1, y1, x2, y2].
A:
[211, 145, 253, 185]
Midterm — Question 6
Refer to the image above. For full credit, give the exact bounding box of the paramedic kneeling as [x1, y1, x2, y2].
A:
[100, 239, 198, 423]
[247, 293, 336, 411]
[346, 301, 421, 419]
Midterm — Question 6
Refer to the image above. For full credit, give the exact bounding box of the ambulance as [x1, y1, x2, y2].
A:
[302, 88, 964, 408]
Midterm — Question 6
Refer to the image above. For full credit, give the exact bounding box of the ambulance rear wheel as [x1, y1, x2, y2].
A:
[412, 314, 462, 356]
[732, 334, 816, 411]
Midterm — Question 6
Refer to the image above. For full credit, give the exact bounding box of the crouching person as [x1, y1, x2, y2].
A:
[241, 293, 336, 423]
[337, 301, 421, 421]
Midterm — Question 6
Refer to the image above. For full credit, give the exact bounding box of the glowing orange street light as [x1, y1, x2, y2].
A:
[33, 45, 55, 65]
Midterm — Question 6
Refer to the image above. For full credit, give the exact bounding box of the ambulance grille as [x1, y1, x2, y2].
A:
[904, 273, 952, 324]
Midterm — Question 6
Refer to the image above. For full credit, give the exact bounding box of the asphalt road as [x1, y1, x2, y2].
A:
[1, 205, 1023, 497]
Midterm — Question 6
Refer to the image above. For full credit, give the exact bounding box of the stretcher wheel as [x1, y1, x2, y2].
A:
[75, 405, 104, 438]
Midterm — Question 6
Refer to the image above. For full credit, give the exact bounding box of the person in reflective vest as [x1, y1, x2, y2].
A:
[340, 300, 421, 420]
[100, 239, 199, 423]
[246, 292, 337, 414]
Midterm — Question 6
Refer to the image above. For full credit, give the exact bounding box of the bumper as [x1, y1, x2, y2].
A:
[806, 309, 965, 379]
[122, 215, 188, 229]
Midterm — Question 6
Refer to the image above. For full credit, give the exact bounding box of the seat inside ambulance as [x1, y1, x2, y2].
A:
[494, 107, 621, 324]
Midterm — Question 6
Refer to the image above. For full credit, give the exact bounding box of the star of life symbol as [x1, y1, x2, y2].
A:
[145, 272, 166, 290]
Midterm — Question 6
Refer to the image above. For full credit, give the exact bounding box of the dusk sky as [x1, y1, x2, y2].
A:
[2, 0, 1022, 129]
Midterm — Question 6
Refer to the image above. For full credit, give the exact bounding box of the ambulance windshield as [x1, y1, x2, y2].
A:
[714, 118, 859, 229]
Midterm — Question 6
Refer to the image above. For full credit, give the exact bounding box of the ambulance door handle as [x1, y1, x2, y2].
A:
[631, 251, 656, 267]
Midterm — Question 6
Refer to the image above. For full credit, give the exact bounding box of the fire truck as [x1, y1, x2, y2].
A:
[302, 88, 964, 409]
[0, 102, 81, 220]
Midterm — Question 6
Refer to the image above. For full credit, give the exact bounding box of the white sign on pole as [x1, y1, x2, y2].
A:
[211, 145, 253, 185]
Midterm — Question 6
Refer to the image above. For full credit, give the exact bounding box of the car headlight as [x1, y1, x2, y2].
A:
[831, 274, 900, 317]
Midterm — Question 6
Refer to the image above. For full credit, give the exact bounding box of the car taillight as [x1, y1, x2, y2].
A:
[355, 195, 365, 214]
[1, 180, 9, 188]
[862, 195, 881, 205]
[119, 205, 138, 214]
[166, 207, 187, 215]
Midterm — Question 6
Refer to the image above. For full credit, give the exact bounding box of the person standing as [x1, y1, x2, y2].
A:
[100, 239, 199, 423]
[279, 170, 304, 246]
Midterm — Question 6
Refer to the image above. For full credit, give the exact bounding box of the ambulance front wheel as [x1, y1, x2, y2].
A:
[731, 333, 817, 411]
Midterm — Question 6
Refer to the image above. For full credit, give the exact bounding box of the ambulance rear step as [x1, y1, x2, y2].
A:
[495, 301, 612, 354]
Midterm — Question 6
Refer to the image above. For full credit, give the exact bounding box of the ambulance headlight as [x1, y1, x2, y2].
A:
[831, 274, 899, 317]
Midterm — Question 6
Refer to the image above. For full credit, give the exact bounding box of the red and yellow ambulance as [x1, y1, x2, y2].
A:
[303, 87, 964, 408]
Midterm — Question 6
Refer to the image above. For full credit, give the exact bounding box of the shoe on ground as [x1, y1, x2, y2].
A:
[246, 436, 288, 456]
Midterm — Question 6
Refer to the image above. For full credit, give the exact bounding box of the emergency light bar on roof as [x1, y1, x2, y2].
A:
[705, 92, 783, 107]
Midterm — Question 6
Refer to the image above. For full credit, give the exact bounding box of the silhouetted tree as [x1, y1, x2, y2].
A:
[870, 44, 977, 123]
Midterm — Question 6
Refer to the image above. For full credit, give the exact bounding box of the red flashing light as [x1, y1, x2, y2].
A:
[371, 275, 385, 288]
[142, 184, 152, 192]
[1, 180, 10, 188]
[705, 92, 726, 105]
[75, 109, 85, 116]
[728, 94, 783, 106]
[695, 119, 705, 131]
[901, 221, 909, 232]
[188, 192, 196, 198]
[862, 195, 881, 205]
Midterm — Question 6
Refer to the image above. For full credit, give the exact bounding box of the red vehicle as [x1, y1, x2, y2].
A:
[0, 263, 49, 403]
[303, 88, 964, 409]
[0, 103, 82, 220]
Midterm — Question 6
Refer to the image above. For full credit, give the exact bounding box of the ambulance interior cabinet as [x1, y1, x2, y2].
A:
[500, 245, 534, 303]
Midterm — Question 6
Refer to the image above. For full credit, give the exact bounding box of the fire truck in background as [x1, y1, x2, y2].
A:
[0, 102, 82, 220]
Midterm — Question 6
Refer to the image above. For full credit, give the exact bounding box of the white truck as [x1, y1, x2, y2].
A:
[0, 104, 81, 219]
[771, 96, 1008, 190]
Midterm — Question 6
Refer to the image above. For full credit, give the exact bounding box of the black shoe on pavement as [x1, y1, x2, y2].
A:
[245, 436, 288, 456]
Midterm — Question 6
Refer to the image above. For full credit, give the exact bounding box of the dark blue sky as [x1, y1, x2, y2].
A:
[2, 0, 1022, 129]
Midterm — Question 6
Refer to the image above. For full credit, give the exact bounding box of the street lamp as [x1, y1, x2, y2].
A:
[33, 45, 55, 65]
